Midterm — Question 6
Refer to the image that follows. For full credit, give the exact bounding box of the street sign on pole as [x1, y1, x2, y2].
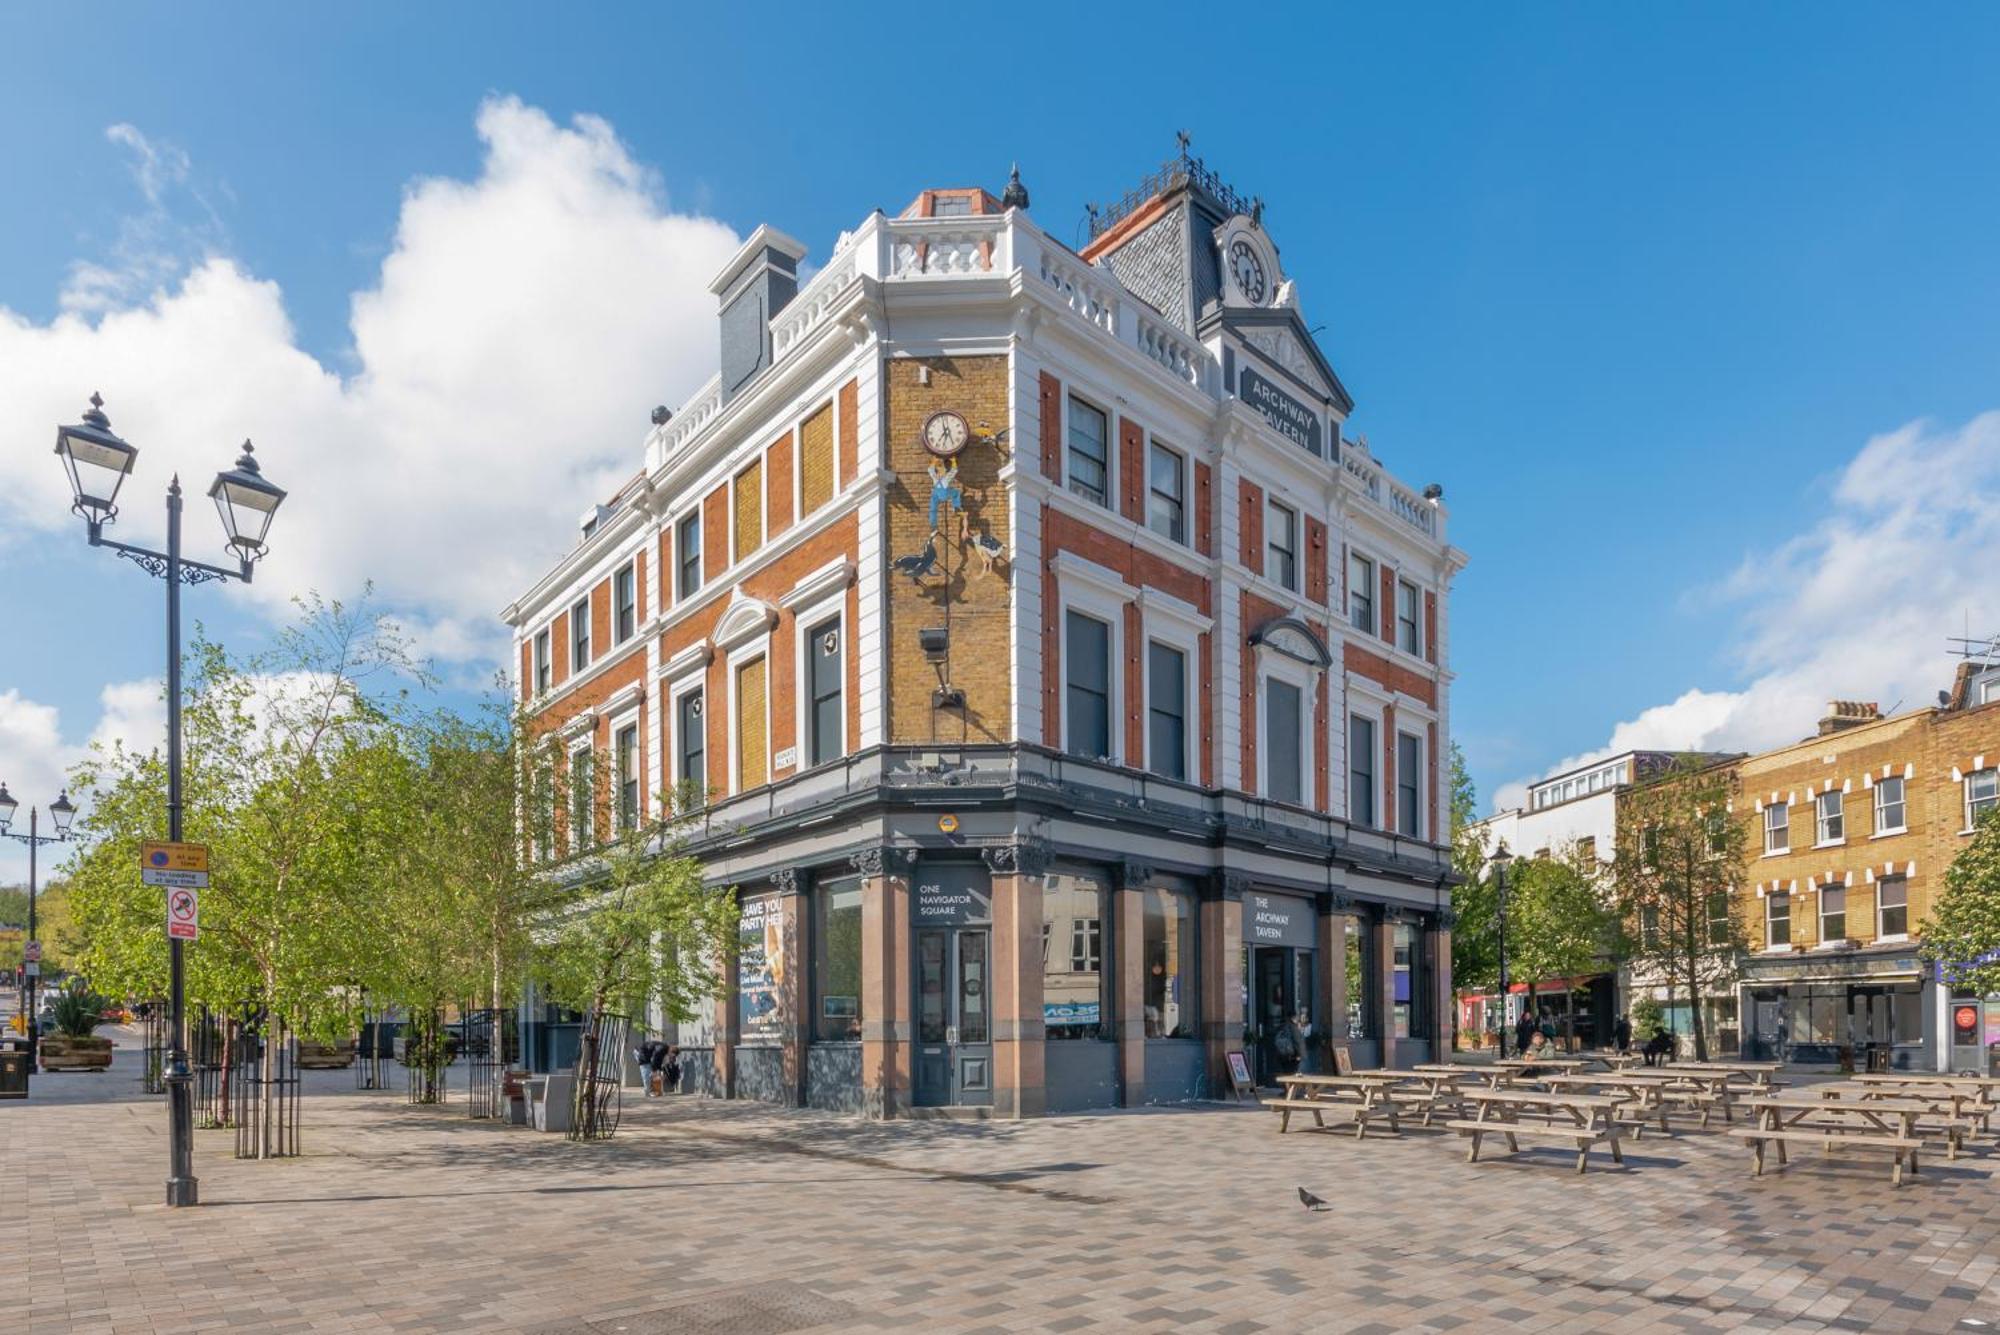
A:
[23, 941, 40, 964]
[142, 841, 210, 889]
[166, 887, 200, 941]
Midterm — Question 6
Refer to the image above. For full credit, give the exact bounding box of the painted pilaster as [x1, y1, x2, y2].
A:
[1215, 455, 1244, 791]
[986, 840, 1047, 1119]
[1202, 874, 1247, 1091]
[1430, 914, 1454, 1056]
[858, 846, 912, 1119]
[1319, 897, 1350, 1067]
[775, 869, 808, 1107]
[1115, 860, 1150, 1107]
[854, 355, 888, 749]
[1375, 914, 1401, 1069]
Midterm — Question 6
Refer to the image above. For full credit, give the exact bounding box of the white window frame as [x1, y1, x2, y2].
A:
[1348, 550, 1376, 634]
[1256, 654, 1315, 807]
[1136, 586, 1209, 785]
[1145, 437, 1187, 545]
[1762, 801, 1790, 855]
[1345, 687, 1388, 829]
[1814, 788, 1844, 847]
[1966, 767, 1998, 832]
[1872, 775, 1907, 836]
[567, 736, 596, 853]
[1052, 552, 1135, 765]
[1063, 393, 1113, 510]
[1395, 727, 1426, 838]
[570, 596, 592, 673]
[532, 628, 551, 696]
[666, 673, 708, 809]
[1396, 579, 1422, 657]
[1817, 879, 1848, 946]
[789, 585, 849, 772]
[609, 703, 643, 833]
[1265, 498, 1298, 593]
[1764, 891, 1791, 949]
[675, 509, 703, 603]
[613, 560, 638, 645]
[1875, 875, 1909, 942]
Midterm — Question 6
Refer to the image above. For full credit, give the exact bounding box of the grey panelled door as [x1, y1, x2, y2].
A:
[912, 926, 992, 1107]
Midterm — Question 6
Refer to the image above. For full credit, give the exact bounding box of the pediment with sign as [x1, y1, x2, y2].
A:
[1225, 307, 1354, 416]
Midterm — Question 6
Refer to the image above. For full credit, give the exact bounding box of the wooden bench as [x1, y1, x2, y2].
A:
[1449, 1089, 1626, 1174]
[1726, 1125, 1924, 1186]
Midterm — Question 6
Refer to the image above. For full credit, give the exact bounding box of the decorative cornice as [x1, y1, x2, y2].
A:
[778, 556, 857, 611]
[1117, 859, 1155, 890]
[1220, 871, 1252, 902]
[982, 838, 1052, 877]
[849, 845, 918, 878]
[771, 867, 801, 896]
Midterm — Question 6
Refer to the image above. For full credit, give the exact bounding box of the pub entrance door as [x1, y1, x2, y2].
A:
[913, 926, 993, 1107]
[1251, 947, 1295, 1086]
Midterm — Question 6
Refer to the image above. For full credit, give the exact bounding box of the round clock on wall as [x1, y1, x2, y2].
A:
[921, 409, 971, 457]
[1228, 238, 1268, 304]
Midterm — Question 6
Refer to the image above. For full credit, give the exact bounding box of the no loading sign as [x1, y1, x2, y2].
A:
[166, 886, 200, 941]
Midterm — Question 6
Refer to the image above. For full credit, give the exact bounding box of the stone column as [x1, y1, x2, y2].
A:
[1116, 861, 1150, 1107]
[1430, 913, 1455, 1057]
[775, 870, 808, 1108]
[715, 893, 741, 1099]
[858, 848, 912, 1120]
[1201, 874, 1248, 1093]
[1375, 914, 1401, 1069]
[986, 842, 1047, 1119]
[1319, 895, 1351, 1069]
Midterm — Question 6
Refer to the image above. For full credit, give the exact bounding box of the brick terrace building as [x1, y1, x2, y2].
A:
[502, 150, 1467, 1116]
[1729, 666, 2000, 1071]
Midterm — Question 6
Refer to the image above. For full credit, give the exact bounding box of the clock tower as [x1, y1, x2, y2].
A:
[1082, 140, 1352, 459]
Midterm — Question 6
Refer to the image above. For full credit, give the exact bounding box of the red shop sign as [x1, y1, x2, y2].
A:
[1954, 1005, 1979, 1032]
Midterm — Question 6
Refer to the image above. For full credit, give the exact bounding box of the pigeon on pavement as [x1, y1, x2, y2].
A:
[1297, 1186, 1330, 1212]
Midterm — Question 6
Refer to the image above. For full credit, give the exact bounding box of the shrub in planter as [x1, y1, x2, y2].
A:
[41, 988, 114, 1071]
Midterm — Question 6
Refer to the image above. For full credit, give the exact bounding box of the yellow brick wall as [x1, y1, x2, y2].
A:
[736, 656, 768, 790]
[800, 402, 834, 517]
[883, 355, 1012, 744]
[1733, 703, 2000, 952]
[734, 459, 763, 562]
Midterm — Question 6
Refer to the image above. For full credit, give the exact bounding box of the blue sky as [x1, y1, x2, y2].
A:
[3, 3, 1999, 879]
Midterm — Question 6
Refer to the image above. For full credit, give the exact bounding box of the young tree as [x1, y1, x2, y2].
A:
[1447, 746, 1498, 997]
[1612, 756, 1748, 1062]
[1505, 844, 1619, 1048]
[532, 813, 737, 1138]
[1920, 807, 2000, 995]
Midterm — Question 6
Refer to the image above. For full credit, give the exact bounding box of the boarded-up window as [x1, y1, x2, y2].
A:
[800, 403, 834, 515]
[734, 460, 763, 562]
[736, 657, 768, 790]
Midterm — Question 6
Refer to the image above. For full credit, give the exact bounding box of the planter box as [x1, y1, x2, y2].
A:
[297, 1040, 356, 1070]
[41, 1036, 113, 1072]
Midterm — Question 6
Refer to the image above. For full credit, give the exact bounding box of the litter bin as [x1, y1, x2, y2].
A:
[1865, 1044, 1891, 1073]
[0, 1047, 29, 1098]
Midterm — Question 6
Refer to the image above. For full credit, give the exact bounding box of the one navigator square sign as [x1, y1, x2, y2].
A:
[912, 863, 991, 927]
[1239, 368, 1323, 457]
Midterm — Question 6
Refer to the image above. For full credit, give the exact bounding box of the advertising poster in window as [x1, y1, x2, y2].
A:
[738, 894, 785, 1037]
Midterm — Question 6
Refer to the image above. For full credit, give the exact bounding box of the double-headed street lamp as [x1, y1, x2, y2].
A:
[1490, 840, 1514, 1058]
[53, 393, 286, 1210]
[0, 786, 77, 1075]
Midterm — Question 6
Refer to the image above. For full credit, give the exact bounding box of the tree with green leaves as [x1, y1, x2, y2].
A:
[1612, 756, 1748, 1062]
[1504, 844, 1619, 1048]
[532, 811, 736, 1138]
[1920, 807, 2000, 995]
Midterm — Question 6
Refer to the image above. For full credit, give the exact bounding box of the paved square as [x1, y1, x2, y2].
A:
[5, 1045, 1999, 1333]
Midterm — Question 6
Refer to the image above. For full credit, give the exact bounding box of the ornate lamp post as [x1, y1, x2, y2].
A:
[1490, 841, 1514, 1058]
[53, 394, 286, 1209]
[0, 786, 76, 1076]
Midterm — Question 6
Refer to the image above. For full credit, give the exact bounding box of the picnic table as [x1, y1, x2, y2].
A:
[1264, 1072, 1406, 1139]
[1734, 1092, 1936, 1185]
[1853, 1072, 2000, 1130]
[1664, 1060, 1782, 1088]
[1830, 1082, 1985, 1156]
[1398, 1065, 1476, 1126]
[1484, 1057, 1592, 1087]
[1542, 1071, 1687, 1138]
[1448, 1088, 1627, 1174]
[1596, 1052, 1646, 1071]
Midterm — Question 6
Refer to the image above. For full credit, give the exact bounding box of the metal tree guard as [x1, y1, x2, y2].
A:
[466, 1006, 517, 1120]
[569, 1010, 629, 1141]
[232, 1012, 299, 1160]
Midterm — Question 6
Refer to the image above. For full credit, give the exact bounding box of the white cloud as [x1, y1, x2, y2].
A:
[2, 95, 741, 648]
[1493, 412, 2000, 814]
[0, 97, 745, 859]
[0, 680, 159, 883]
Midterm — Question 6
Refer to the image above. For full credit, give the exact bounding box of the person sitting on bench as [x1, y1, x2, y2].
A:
[1642, 1027, 1674, 1067]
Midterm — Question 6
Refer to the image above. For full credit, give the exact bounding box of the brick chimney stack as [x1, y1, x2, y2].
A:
[1816, 700, 1881, 736]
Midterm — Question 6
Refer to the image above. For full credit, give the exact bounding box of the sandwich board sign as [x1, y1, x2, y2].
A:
[166, 887, 200, 941]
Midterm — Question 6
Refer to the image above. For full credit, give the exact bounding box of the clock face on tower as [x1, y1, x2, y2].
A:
[921, 409, 970, 457]
[1228, 238, 1268, 304]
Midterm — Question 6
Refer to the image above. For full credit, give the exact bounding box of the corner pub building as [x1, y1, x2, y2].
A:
[503, 147, 1468, 1117]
